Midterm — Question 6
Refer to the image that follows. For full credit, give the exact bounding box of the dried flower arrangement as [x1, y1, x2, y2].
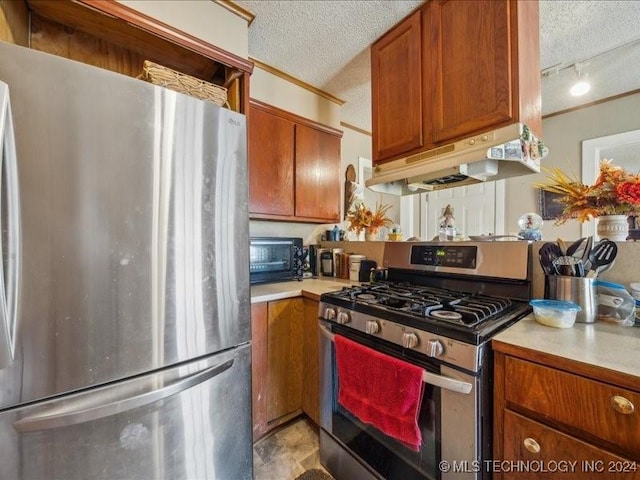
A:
[346, 201, 392, 235]
[537, 159, 640, 224]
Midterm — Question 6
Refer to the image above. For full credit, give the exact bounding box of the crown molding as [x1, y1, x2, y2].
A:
[543, 88, 640, 120]
[340, 121, 372, 137]
[250, 57, 346, 106]
[212, 0, 255, 25]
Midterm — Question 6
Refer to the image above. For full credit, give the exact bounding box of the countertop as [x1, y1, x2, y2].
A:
[493, 315, 640, 380]
[250, 277, 358, 303]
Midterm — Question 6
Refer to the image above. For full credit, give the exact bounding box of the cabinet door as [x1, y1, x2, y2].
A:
[251, 302, 269, 441]
[302, 298, 320, 424]
[266, 298, 304, 423]
[248, 105, 295, 216]
[294, 124, 340, 222]
[371, 10, 424, 164]
[503, 410, 640, 480]
[428, 0, 513, 144]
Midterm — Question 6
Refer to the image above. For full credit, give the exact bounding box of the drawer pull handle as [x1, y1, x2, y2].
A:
[611, 395, 635, 415]
[523, 437, 540, 454]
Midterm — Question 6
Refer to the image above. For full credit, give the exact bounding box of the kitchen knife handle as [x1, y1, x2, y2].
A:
[13, 359, 234, 432]
[0, 81, 21, 370]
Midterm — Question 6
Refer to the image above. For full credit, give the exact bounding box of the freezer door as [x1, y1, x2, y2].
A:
[0, 42, 249, 409]
[0, 343, 252, 480]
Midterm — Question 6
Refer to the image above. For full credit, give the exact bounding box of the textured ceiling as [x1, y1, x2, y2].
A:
[237, 0, 640, 131]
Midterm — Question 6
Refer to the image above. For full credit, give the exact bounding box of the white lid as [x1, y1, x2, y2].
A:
[349, 255, 366, 262]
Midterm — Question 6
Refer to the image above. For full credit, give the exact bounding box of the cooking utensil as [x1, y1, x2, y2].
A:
[539, 242, 562, 275]
[580, 236, 594, 265]
[557, 238, 568, 255]
[585, 239, 618, 278]
[553, 256, 585, 277]
[566, 236, 592, 260]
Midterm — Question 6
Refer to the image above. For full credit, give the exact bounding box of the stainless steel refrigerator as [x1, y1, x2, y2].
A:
[0, 41, 251, 479]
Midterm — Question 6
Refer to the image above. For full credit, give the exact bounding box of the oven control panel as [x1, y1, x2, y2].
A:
[410, 245, 477, 269]
[319, 302, 481, 372]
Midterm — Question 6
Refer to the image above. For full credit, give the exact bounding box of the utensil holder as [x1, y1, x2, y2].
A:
[546, 276, 596, 324]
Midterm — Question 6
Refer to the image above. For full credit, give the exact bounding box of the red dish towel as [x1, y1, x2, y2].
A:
[335, 335, 425, 451]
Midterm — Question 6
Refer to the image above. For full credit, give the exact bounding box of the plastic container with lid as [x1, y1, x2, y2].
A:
[529, 299, 581, 329]
[349, 255, 366, 281]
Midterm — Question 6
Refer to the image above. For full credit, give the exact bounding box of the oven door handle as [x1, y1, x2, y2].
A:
[320, 321, 471, 395]
[319, 322, 335, 342]
[422, 371, 473, 395]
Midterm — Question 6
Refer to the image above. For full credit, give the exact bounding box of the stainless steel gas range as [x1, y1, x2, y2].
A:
[318, 241, 533, 480]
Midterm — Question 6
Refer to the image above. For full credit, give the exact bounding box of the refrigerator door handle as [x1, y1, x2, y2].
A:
[13, 358, 234, 433]
[0, 82, 21, 370]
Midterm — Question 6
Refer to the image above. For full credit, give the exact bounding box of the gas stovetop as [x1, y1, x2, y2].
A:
[320, 282, 531, 346]
[326, 282, 514, 327]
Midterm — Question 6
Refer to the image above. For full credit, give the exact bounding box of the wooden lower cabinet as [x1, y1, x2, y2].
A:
[251, 297, 321, 441]
[302, 298, 320, 424]
[251, 302, 269, 440]
[266, 298, 304, 423]
[493, 347, 640, 480]
[503, 410, 635, 480]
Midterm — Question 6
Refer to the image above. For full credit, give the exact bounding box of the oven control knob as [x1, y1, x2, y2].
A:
[336, 311, 350, 325]
[427, 339, 444, 357]
[324, 307, 337, 320]
[365, 320, 380, 335]
[402, 332, 419, 349]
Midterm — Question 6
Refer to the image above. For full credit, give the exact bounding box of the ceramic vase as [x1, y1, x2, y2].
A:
[365, 228, 377, 241]
[596, 215, 629, 241]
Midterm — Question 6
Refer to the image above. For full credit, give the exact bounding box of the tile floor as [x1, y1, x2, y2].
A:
[253, 417, 334, 479]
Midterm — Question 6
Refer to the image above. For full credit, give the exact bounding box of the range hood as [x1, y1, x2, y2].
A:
[366, 123, 547, 195]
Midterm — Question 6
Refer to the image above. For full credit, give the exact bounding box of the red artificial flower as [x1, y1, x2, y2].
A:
[616, 181, 640, 205]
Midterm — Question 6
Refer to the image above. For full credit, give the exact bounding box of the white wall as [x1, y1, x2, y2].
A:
[505, 92, 640, 241]
[118, 0, 249, 58]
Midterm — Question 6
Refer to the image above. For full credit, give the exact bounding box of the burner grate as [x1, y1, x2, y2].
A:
[328, 283, 514, 327]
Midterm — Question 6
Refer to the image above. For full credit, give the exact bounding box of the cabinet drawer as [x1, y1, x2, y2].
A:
[503, 410, 639, 480]
[505, 356, 640, 457]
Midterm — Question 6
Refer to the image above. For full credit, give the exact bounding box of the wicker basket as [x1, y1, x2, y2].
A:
[139, 60, 228, 107]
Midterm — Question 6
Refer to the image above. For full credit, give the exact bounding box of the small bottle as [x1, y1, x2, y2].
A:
[332, 225, 340, 241]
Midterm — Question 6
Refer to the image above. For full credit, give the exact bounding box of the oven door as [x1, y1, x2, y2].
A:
[319, 320, 484, 480]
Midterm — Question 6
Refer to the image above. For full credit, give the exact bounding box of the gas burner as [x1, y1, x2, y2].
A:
[430, 310, 463, 321]
[378, 296, 408, 309]
[356, 293, 377, 301]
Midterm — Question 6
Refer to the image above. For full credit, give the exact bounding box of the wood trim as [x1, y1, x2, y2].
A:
[542, 88, 640, 120]
[492, 339, 640, 393]
[0, 0, 30, 46]
[250, 99, 343, 137]
[74, 0, 254, 73]
[212, 0, 255, 25]
[251, 57, 345, 106]
[340, 121, 371, 137]
[493, 352, 506, 480]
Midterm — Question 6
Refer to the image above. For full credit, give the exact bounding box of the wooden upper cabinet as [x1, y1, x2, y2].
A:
[248, 99, 342, 223]
[371, 0, 542, 165]
[295, 124, 341, 221]
[249, 104, 295, 217]
[371, 10, 424, 163]
[428, 0, 513, 144]
[0, 0, 253, 113]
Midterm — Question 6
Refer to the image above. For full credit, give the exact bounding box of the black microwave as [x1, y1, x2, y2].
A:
[249, 237, 304, 284]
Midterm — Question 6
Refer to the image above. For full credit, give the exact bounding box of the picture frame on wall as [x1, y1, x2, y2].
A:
[538, 189, 565, 220]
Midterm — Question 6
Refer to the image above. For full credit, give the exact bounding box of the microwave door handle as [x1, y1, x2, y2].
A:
[423, 371, 473, 395]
